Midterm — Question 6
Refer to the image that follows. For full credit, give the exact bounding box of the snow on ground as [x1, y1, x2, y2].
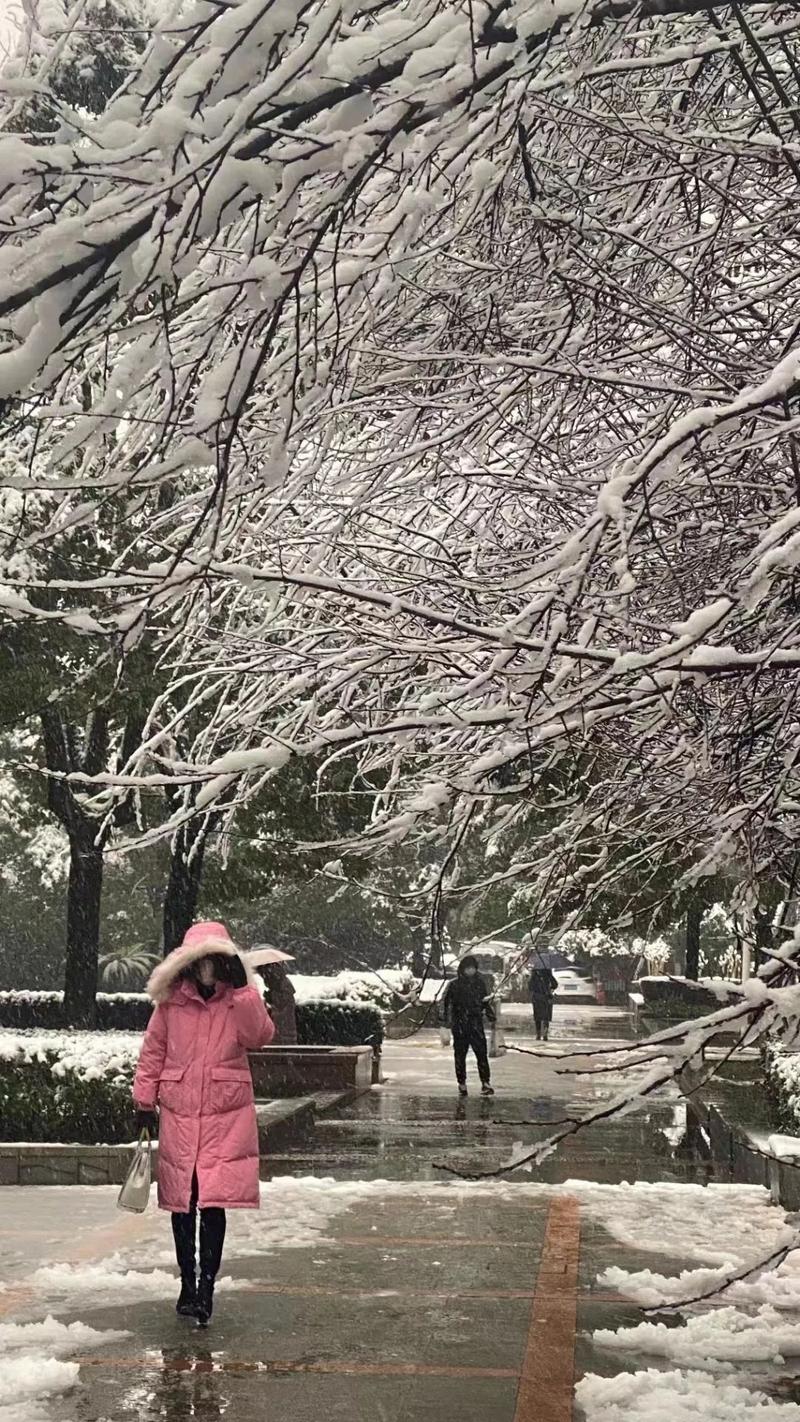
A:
[570, 1180, 794, 1269]
[0, 1356, 79, 1413]
[1, 1177, 798, 1420]
[576, 1369, 800, 1421]
[581, 1186, 800, 1416]
[0, 1319, 129, 1422]
[593, 1305, 800, 1369]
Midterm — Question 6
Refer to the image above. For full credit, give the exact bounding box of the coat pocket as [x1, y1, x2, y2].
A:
[210, 1065, 254, 1114]
[157, 1065, 187, 1111]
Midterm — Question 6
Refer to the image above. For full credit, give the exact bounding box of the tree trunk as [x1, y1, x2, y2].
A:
[40, 707, 112, 1028]
[162, 827, 209, 954]
[685, 901, 703, 980]
[62, 831, 103, 1027]
[754, 908, 773, 972]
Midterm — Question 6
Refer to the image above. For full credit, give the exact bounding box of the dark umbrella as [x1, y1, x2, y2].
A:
[528, 948, 571, 972]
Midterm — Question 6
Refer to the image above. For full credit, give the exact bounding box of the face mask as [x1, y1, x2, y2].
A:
[197, 957, 216, 986]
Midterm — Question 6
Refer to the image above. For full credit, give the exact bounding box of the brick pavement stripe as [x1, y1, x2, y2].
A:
[514, 1196, 580, 1422]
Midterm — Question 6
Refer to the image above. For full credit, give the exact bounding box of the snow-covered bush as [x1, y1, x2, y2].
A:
[638, 977, 741, 1020]
[296, 1000, 384, 1052]
[290, 970, 414, 1014]
[764, 1042, 800, 1134]
[0, 989, 383, 1053]
[0, 1040, 136, 1143]
[0, 990, 151, 1030]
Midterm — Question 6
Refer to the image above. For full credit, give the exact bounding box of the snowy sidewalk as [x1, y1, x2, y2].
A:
[2, 1012, 800, 1421]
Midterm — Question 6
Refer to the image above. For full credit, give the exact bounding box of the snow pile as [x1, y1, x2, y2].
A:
[601, 1248, 800, 1312]
[585, 1183, 800, 1418]
[30, 1260, 246, 1304]
[0, 1357, 79, 1417]
[593, 1305, 800, 1369]
[0, 1317, 130, 1422]
[0, 1318, 128, 1353]
[576, 1369, 800, 1421]
[0, 1029, 141, 1081]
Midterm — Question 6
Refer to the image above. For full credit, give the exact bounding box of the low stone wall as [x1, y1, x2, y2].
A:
[0, 1097, 322, 1185]
[249, 1044, 373, 1098]
[0, 1141, 152, 1187]
[680, 1062, 800, 1211]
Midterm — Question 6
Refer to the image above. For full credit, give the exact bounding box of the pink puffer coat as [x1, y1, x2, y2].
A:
[133, 923, 274, 1212]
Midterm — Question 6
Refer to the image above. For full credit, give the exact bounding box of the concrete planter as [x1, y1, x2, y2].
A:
[0, 1141, 157, 1187]
[248, 1044, 373, 1098]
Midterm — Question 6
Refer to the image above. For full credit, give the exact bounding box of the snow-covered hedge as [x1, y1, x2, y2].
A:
[764, 1042, 800, 1133]
[296, 1000, 384, 1051]
[0, 990, 151, 1030]
[638, 977, 741, 1020]
[0, 1036, 137, 1143]
[289, 970, 414, 1014]
[0, 990, 382, 1051]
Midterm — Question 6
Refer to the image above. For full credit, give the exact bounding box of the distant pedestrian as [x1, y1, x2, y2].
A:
[261, 962, 298, 1044]
[133, 921, 274, 1326]
[442, 955, 496, 1096]
[529, 959, 559, 1041]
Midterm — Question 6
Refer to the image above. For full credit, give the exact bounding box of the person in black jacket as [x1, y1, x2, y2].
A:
[442, 956, 496, 1096]
[529, 960, 559, 1040]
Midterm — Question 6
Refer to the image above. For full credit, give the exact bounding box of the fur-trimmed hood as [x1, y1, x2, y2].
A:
[146, 922, 256, 1004]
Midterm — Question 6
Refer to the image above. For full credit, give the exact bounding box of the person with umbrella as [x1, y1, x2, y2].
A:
[251, 946, 298, 1044]
[528, 950, 559, 1041]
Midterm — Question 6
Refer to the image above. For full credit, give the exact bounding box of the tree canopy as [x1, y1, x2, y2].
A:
[2, 0, 800, 957]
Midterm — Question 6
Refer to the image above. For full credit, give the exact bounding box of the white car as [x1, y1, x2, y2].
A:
[553, 969, 598, 1004]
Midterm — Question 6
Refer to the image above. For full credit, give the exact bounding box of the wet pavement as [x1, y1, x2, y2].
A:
[267, 1009, 700, 1186]
[0, 1006, 796, 1422]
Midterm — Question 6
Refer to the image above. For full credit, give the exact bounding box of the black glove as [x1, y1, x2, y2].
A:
[135, 1109, 158, 1135]
[228, 954, 248, 989]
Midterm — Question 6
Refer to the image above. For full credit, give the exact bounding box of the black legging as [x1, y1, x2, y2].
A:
[171, 1172, 226, 1282]
[532, 999, 554, 1027]
[453, 1024, 491, 1086]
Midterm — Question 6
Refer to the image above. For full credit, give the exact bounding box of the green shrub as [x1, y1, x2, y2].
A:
[0, 1053, 135, 1144]
[0, 991, 151, 1030]
[0, 992, 382, 1047]
[638, 976, 739, 1020]
[764, 1042, 800, 1133]
[296, 1000, 384, 1050]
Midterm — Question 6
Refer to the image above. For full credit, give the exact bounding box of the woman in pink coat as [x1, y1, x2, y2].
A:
[133, 921, 274, 1325]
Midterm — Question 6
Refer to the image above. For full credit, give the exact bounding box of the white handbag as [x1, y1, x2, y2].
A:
[117, 1130, 152, 1213]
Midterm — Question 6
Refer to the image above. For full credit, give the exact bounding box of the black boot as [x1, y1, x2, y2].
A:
[171, 1208, 197, 1317]
[196, 1207, 226, 1327]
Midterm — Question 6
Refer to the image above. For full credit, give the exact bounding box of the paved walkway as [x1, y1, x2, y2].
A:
[0, 1008, 794, 1422]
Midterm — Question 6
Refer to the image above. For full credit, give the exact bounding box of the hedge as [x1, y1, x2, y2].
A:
[0, 1052, 134, 1144]
[0, 991, 152, 1030]
[637, 976, 741, 1021]
[0, 990, 383, 1048]
[296, 999, 383, 1050]
[764, 1042, 800, 1133]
